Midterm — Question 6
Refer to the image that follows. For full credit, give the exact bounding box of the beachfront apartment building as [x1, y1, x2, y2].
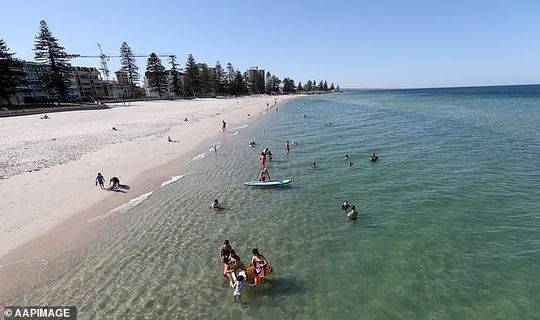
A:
[12, 61, 80, 104]
[71, 66, 105, 101]
[9, 61, 106, 104]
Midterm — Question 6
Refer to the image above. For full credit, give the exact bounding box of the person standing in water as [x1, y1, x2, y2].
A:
[95, 173, 105, 189]
[258, 168, 271, 182]
[259, 152, 266, 169]
[219, 240, 233, 263]
[251, 248, 269, 283]
[222, 120, 227, 132]
[286, 141, 290, 153]
[213, 145, 218, 155]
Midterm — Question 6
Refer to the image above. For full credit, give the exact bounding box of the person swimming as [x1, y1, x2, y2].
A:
[312, 162, 318, 168]
[341, 201, 350, 210]
[349, 162, 354, 167]
[258, 168, 271, 182]
[370, 152, 379, 162]
[211, 199, 221, 209]
[344, 155, 349, 161]
[249, 141, 256, 147]
[347, 205, 358, 222]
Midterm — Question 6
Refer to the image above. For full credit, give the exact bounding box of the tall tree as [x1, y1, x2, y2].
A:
[318, 80, 324, 91]
[119, 42, 139, 95]
[169, 55, 183, 97]
[323, 80, 328, 91]
[282, 77, 296, 93]
[199, 63, 211, 95]
[336, 84, 340, 92]
[33, 20, 71, 101]
[233, 71, 247, 95]
[226, 63, 235, 94]
[329, 83, 335, 91]
[297, 82, 303, 92]
[305, 80, 313, 91]
[0, 38, 23, 105]
[265, 71, 272, 94]
[271, 75, 281, 93]
[183, 54, 200, 96]
[145, 53, 168, 98]
[213, 61, 226, 95]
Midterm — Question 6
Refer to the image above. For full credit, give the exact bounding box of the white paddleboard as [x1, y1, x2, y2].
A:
[244, 179, 292, 187]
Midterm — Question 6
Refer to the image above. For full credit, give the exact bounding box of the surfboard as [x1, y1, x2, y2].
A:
[244, 179, 292, 187]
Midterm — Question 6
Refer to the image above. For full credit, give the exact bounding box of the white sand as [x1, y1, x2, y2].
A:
[0, 95, 293, 259]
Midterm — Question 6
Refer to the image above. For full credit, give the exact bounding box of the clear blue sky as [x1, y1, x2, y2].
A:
[1, 0, 539, 88]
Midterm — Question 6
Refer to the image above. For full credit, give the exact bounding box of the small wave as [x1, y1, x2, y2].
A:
[193, 153, 205, 160]
[88, 192, 154, 222]
[229, 131, 239, 135]
[160, 174, 187, 188]
[262, 111, 267, 114]
[233, 124, 249, 130]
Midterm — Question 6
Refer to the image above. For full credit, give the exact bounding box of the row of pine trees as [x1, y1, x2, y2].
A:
[1, 20, 338, 104]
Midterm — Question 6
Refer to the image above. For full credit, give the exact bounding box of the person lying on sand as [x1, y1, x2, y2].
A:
[112, 127, 118, 131]
[168, 136, 179, 143]
[40, 114, 50, 119]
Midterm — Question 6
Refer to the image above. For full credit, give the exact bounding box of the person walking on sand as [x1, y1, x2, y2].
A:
[95, 173, 105, 189]
[214, 145, 218, 155]
[222, 120, 227, 132]
[259, 152, 266, 169]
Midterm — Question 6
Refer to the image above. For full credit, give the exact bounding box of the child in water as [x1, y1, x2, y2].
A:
[233, 274, 245, 303]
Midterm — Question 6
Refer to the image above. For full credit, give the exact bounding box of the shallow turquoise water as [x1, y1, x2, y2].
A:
[18, 86, 540, 319]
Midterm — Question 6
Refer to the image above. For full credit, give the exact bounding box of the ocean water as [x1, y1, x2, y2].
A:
[16, 86, 540, 319]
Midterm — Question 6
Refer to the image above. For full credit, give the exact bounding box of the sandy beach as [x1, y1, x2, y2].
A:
[0, 95, 293, 263]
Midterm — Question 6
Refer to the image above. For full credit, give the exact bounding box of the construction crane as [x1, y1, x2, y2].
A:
[67, 43, 176, 82]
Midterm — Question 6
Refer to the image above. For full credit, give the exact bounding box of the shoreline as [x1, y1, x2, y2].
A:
[0, 95, 299, 303]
